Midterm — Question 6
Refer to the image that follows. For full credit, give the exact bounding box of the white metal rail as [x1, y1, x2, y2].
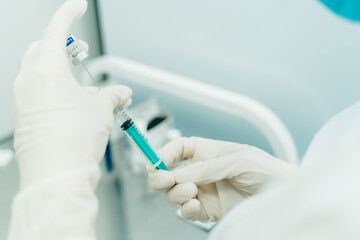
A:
[80, 55, 299, 164]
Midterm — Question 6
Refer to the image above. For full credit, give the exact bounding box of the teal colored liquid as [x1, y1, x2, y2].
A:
[125, 124, 170, 171]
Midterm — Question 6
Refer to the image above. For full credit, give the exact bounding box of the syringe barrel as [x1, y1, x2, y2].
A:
[125, 124, 169, 171]
[114, 108, 170, 171]
[114, 108, 132, 127]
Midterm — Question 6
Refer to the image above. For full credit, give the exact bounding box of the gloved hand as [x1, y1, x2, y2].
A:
[149, 137, 298, 222]
[9, 1, 131, 239]
[13, 0, 131, 188]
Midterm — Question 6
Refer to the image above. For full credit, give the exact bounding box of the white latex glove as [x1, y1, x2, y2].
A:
[8, 0, 132, 239]
[149, 137, 298, 222]
[209, 101, 360, 240]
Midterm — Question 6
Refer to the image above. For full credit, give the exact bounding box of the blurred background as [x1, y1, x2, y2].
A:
[1, 0, 360, 239]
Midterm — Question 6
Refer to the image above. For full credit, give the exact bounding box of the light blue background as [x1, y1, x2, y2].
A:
[98, 0, 360, 157]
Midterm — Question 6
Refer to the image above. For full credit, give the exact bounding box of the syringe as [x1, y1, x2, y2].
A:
[114, 108, 170, 171]
[66, 33, 170, 171]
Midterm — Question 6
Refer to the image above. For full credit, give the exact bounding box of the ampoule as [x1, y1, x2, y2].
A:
[66, 33, 169, 171]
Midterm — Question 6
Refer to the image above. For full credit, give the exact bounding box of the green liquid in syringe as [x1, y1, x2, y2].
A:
[121, 119, 170, 171]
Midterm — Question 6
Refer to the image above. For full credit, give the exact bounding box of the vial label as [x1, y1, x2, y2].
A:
[66, 35, 75, 46]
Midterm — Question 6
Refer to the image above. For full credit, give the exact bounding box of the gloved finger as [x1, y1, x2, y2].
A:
[181, 199, 209, 222]
[83, 87, 132, 108]
[197, 184, 220, 221]
[78, 40, 89, 52]
[148, 170, 175, 191]
[43, 0, 87, 49]
[123, 98, 132, 108]
[99, 85, 133, 109]
[174, 152, 241, 185]
[166, 182, 198, 206]
[21, 40, 42, 65]
[157, 137, 196, 167]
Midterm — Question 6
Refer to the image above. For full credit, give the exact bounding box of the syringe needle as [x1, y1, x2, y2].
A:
[81, 61, 101, 91]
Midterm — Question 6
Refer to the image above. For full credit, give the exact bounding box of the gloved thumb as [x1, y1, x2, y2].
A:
[43, 0, 88, 49]
[174, 153, 240, 185]
[100, 85, 132, 109]
[174, 150, 297, 185]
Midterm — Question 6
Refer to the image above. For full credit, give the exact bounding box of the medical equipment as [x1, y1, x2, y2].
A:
[66, 33, 100, 89]
[66, 33, 169, 171]
[66, 33, 88, 66]
[114, 108, 170, 171]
